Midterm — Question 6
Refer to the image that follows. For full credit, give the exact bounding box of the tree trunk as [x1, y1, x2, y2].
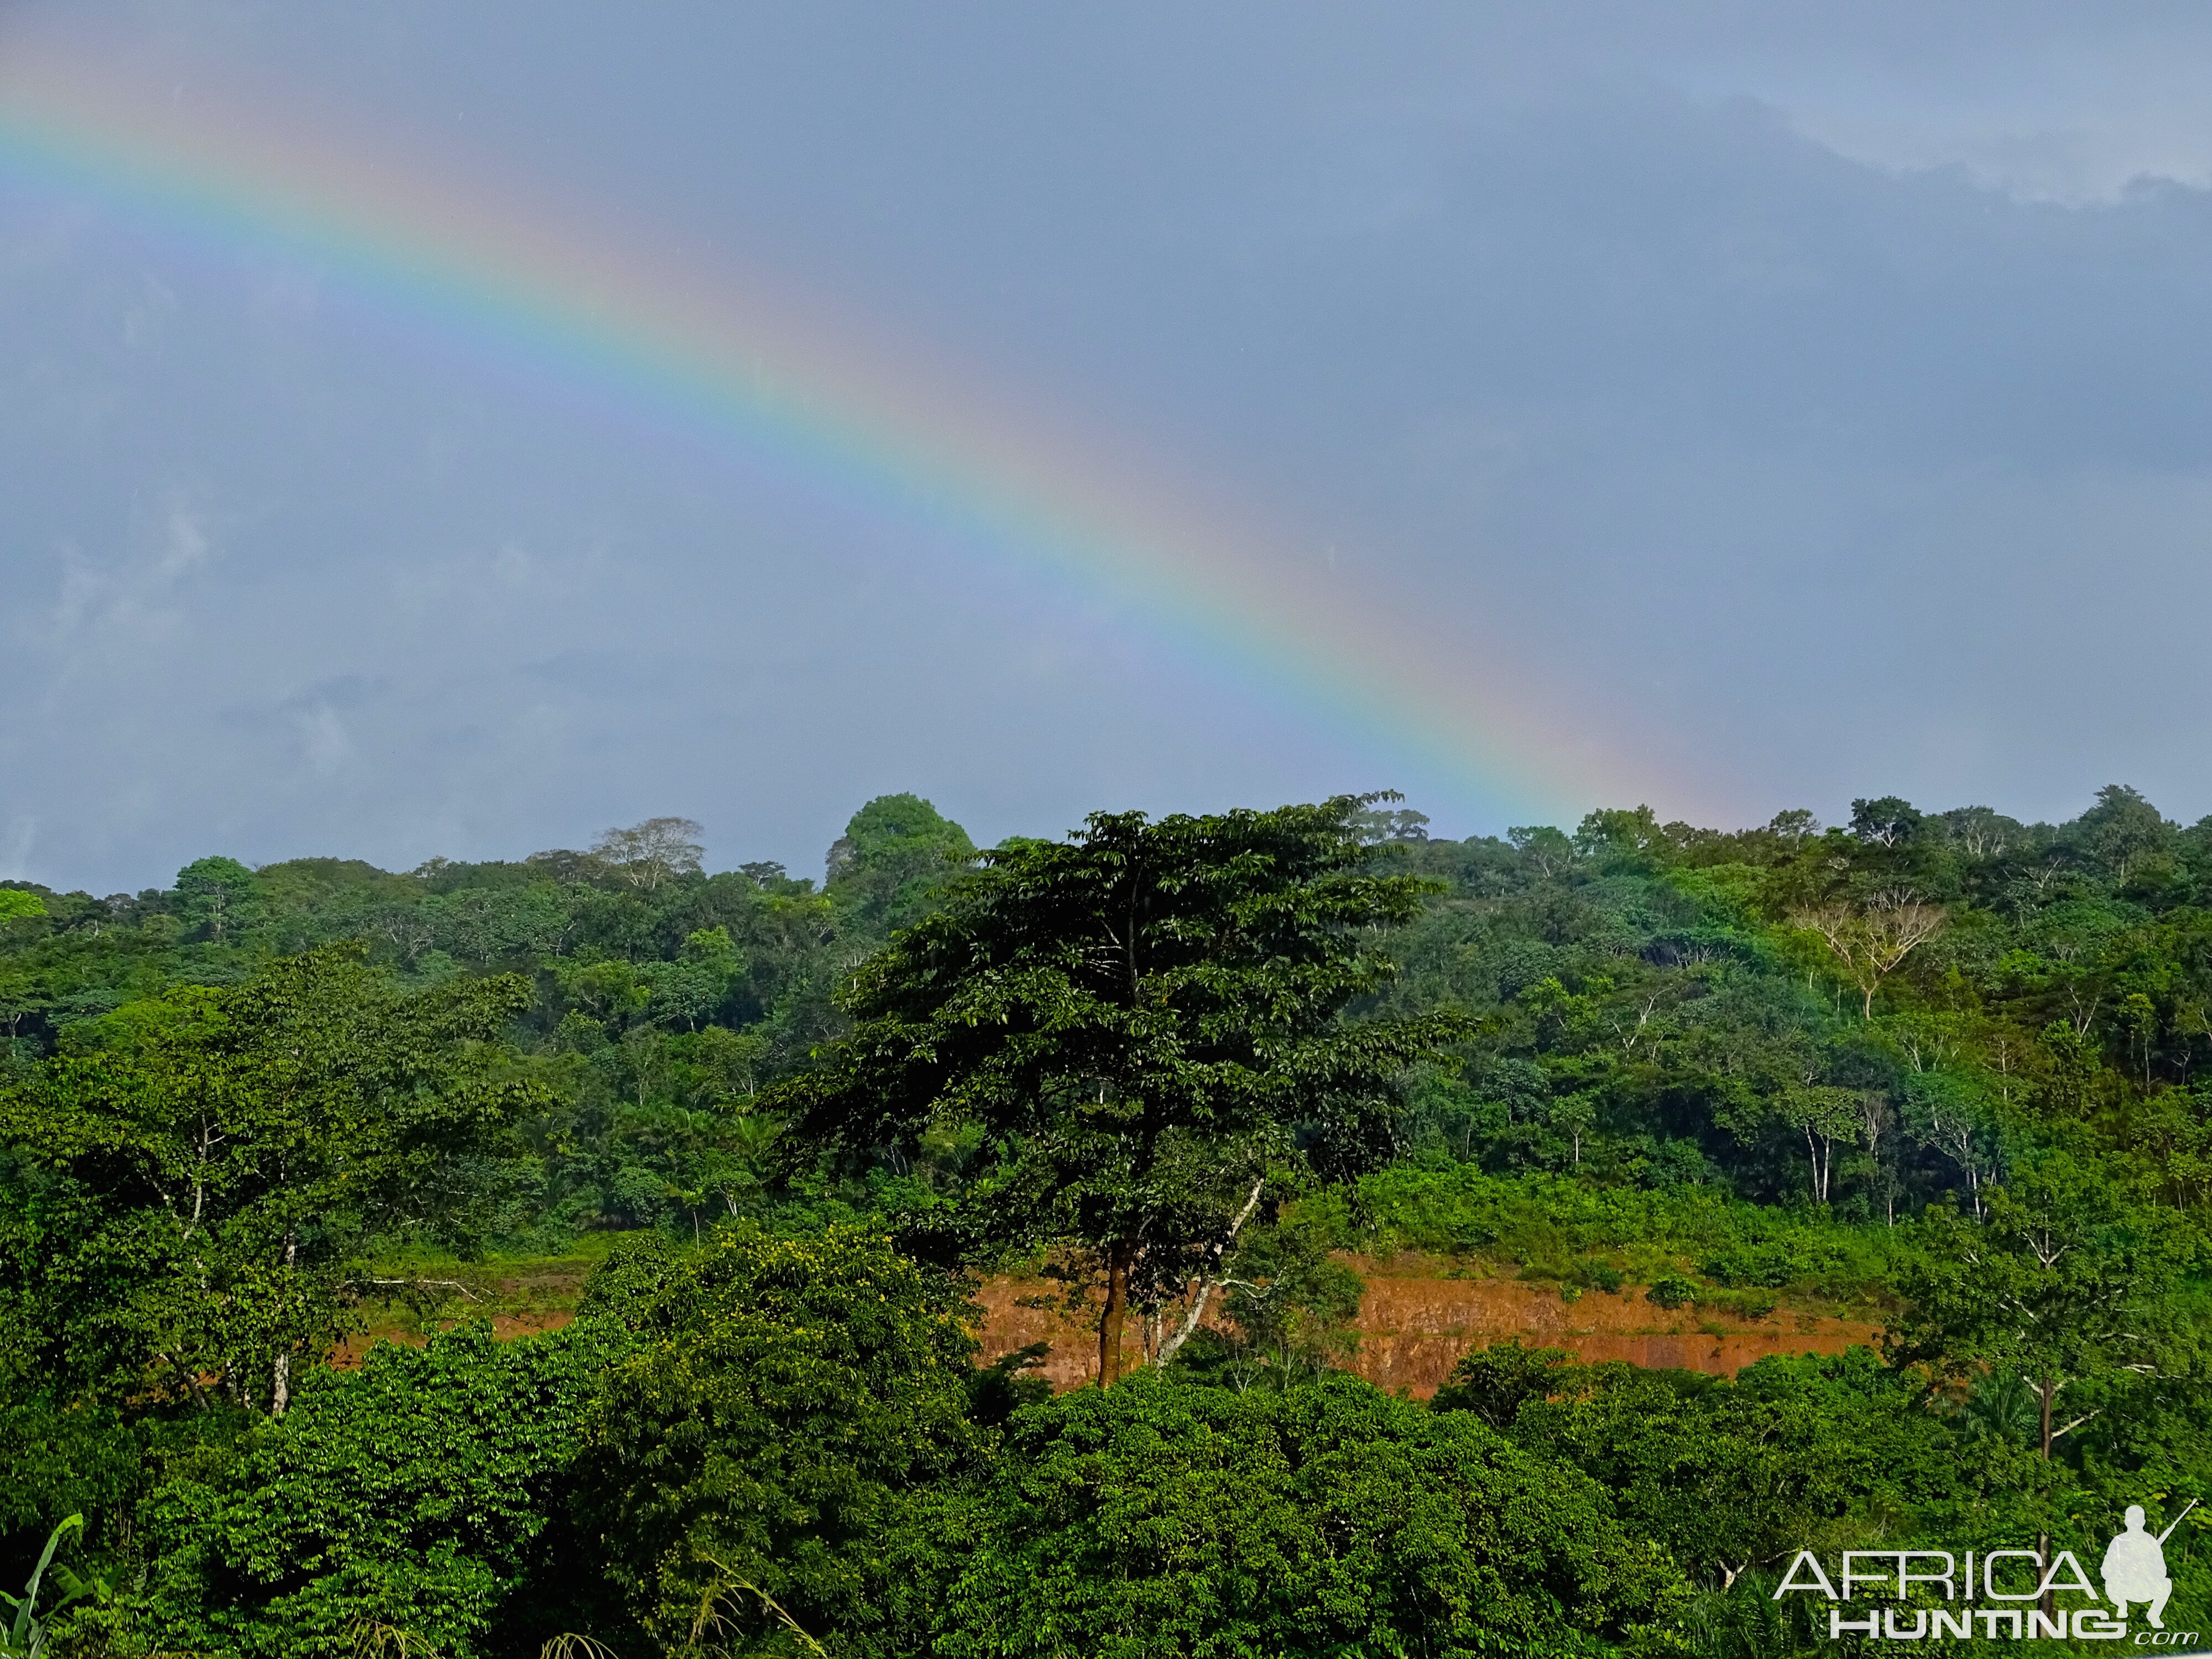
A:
[1098, 1241, 1133, 1387]
[272, 1229, 299, 1418]
[1157, 1178, 1269, 1368]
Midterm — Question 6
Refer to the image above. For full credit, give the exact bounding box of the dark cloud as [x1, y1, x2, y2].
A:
[7, 2, 2212, 890]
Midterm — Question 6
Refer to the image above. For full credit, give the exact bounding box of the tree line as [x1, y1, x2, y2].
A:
[2, 786, 2210, 1655]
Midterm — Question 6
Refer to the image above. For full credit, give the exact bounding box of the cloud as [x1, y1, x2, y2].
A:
[296, 703, 352, 774]
[159, 505, 210, 577]
[1667, 12, 2212, 206]
[14, 2, 2212, 893]
[48, 499, 218, 645]
[0, 818, 35, 883]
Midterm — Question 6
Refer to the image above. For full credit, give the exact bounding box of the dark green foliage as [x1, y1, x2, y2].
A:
[772, 795, 1472, 1379]
[967, 1342, 1053, 1429]
[137, 1319, 634, 1659]
[823, 793, 978, 931]
[1166, 1218, 1368, 1387]
[14, 787, 2212, 1654]
[1430, 1338, 1572, 1429]
[0, 1398, 137, 1568]
[1885, 1147, 2204, 1458]
[1495, 1348, 1954, 1587]
[573, 1223, 985, 1657]
[935, 1369, 1688, 1657]
[2, 949, 542, 1412]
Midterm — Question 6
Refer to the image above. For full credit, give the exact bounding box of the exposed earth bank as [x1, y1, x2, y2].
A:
[978, 1259, 1880, 1396]
[339, 1251, 1882, 1395]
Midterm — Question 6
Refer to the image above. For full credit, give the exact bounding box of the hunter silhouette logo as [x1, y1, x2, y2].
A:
[1775, 1499, 2201, 1644]
[2106, 1504, 2187, 1629]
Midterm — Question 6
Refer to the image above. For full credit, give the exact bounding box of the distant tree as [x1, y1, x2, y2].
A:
[1901, 1070, 2000, 1217]
[1575, 805, 1670, 865]
[1887, 1150, 2199, 1462]
[823, 794, 977, 930]
[1849, 797, 1925, 848]
[590, 817, 705, 890]
[0, 889, 47, 924]
[1351, 805, 1430, 844]
[174, 857, 261, 945]
[1792, 892, 1946, 1019]
[1780, 1085, 1863, 1206]
[2074, 784, 2174, 884]
[641, 927, 746, 1031]
[1507, 824, 1577, 878]
[1934, 805, 2022, 859]
[773, 796, 1470, 1385]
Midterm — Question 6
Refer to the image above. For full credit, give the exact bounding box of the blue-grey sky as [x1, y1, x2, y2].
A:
[8, 2, 2212, 892]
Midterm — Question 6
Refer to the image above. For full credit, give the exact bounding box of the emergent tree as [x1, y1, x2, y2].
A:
[771, 796, 1470, 1384]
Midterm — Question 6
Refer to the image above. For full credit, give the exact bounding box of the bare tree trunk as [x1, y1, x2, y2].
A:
[272, 1230, 298, 1418]
[1097, 1241, 1132, 1387]
[1157, 1178, 1269, 1366]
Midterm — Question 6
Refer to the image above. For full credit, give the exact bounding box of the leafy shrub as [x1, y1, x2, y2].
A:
[1503, 1349, 1953, 1589]
[1300, 1168, 1894, 1301]
[573, 1222, 983, 1658]
[0, 1399, 138, 1566]
[1646, 1276, 1697, 1309]
[1699, 1243, 1796, 1288]
[1569, 1258, 1625, 1294]
[936, 1369, 1688, 1657]
[138, 1318, 633, 1659]
[1431, 1340, 1574, 1429]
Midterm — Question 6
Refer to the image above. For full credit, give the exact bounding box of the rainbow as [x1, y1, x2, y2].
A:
[0, 41, 1678, 826]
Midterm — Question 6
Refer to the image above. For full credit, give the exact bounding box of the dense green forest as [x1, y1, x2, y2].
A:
[3, 786, 2210, 1656]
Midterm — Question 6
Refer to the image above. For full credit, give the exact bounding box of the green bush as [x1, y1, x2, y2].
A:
[1569, 1258, 1625, 1294]
[1501, 1349, 1961, 1589]
[0, 1399, 138, 1566]
[573, 1222, 984, 1658]
[1645, 1276, 1696, 1309]
[937, 1369, 1688, 1657]
[1300, 1167, 1895, 1301]
[137, 1319, 633, 1659]
[1699, 1242, 1796, 1288]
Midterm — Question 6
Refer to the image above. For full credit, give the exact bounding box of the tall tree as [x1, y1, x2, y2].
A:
[1, 947, 540, 1414]
[1792, 891, 1946, 1019]
[589, 817, 706, 891]
[771, 796, 1470, 1384]
[823, 792, 978, 932]
[1886, 1149, 2199, 1460]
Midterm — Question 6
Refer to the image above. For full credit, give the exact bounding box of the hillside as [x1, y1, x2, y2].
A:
[5, 787, 2211, 1656]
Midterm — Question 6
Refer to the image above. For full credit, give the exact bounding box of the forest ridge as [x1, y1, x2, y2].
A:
[3, 785, 2209, 1657]
[7, 785, 2198, 1228]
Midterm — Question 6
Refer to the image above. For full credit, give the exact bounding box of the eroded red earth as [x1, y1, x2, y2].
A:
[976, 1262, 1881, 1396]
[333, 1256, 1881, 1395]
